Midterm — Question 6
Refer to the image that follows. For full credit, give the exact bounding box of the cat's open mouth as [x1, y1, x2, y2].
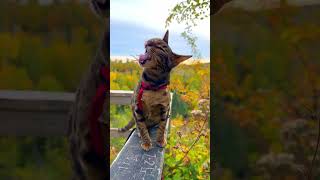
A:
[139, 53, 150, 65]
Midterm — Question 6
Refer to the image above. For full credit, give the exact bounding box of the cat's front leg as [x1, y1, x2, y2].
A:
[134, 108, 152, 151]
[156, 105, 169, 148]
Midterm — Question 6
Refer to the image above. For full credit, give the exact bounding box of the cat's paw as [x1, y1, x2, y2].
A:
[141, 142, 152, 151]
[156, 138, 167, 148]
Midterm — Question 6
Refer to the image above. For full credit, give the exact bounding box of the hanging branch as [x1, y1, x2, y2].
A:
[166, 0, 210, 58]
[165, 0, 232, 58]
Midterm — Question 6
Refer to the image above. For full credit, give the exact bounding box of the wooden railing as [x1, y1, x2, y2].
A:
[0, 90, 172, 180]
[0, 90, 73, 136]
[110, 91, 173, 180]
[0, 90, 131, 136]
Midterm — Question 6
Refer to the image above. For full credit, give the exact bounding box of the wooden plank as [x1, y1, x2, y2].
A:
[0, 90, 73, 136]
[0, 90, 73, 112]
[0, 90, 74, 101]
[110, 90, 133, 105]
[110, 126, 167, 180]
[0, 90, 133, 110]
[0, 90, 133, 136]
[110, 128, 132, 138]
[110, 93, 173, 180]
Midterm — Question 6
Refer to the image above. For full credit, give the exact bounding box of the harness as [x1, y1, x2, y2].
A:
[137, 81, 168, 111]
[88, 65, 109, 157]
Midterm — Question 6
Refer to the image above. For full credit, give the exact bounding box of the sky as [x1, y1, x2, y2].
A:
[110, 0, 210, 60]
[110, 0, 210, 40]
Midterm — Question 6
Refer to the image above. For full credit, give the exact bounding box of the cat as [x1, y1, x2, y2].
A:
[68, 0, 109, 179]
[120, 30, 192, 151]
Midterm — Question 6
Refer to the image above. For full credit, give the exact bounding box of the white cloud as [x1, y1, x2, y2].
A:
[110, 0, 210, 40]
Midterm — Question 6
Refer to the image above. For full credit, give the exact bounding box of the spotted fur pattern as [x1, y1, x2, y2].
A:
[120, 31, 192, 151]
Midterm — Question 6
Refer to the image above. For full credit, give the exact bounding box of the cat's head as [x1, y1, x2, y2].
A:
[138, 30, 192, 71]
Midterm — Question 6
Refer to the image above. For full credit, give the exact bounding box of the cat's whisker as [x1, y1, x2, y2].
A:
[130, 54, 139, 61]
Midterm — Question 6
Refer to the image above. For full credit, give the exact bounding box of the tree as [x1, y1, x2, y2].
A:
[166, 0, 232, 57]
[212, 2, 320, 179]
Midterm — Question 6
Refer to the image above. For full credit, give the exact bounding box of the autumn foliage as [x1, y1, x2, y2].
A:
[0, 1, 101, 179]
[213, 3, 320, 179]
[110, 60, 210, 179]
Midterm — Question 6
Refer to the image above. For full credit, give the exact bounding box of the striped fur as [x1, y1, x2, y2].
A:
[120, 30, 192, 151]
[68, 1, 109, 179]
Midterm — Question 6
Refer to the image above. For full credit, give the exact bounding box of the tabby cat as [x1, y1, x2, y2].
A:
[120, 30, 192, 151]
[68, 0, 109, 179]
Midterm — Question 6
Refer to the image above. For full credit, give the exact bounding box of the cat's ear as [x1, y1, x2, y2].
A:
[163, 30, 169, 44]
[171, 52, 192, 67]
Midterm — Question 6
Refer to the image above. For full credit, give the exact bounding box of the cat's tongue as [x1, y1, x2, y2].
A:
[139, 53, 150, 64]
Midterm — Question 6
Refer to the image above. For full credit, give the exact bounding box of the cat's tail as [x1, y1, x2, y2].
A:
[118, 118, 135, 132]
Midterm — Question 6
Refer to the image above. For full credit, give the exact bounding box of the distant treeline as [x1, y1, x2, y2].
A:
[0, 0, 102, 92]
[0, 1, 100, 179]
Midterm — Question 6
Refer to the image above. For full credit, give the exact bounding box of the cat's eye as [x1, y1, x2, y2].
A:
[156, 46, 166, 52]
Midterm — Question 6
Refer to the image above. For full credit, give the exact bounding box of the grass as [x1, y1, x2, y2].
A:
[110, 104, 133, 163]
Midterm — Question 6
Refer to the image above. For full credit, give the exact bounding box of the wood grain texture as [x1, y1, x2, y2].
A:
[110, 124, 171, 180]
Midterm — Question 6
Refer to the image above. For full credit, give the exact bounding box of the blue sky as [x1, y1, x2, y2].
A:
[110, 0, 210, 60]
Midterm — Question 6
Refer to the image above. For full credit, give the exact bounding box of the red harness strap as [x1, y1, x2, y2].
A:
[88, 66, 109, 157]
[137, 81, 167, 111]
